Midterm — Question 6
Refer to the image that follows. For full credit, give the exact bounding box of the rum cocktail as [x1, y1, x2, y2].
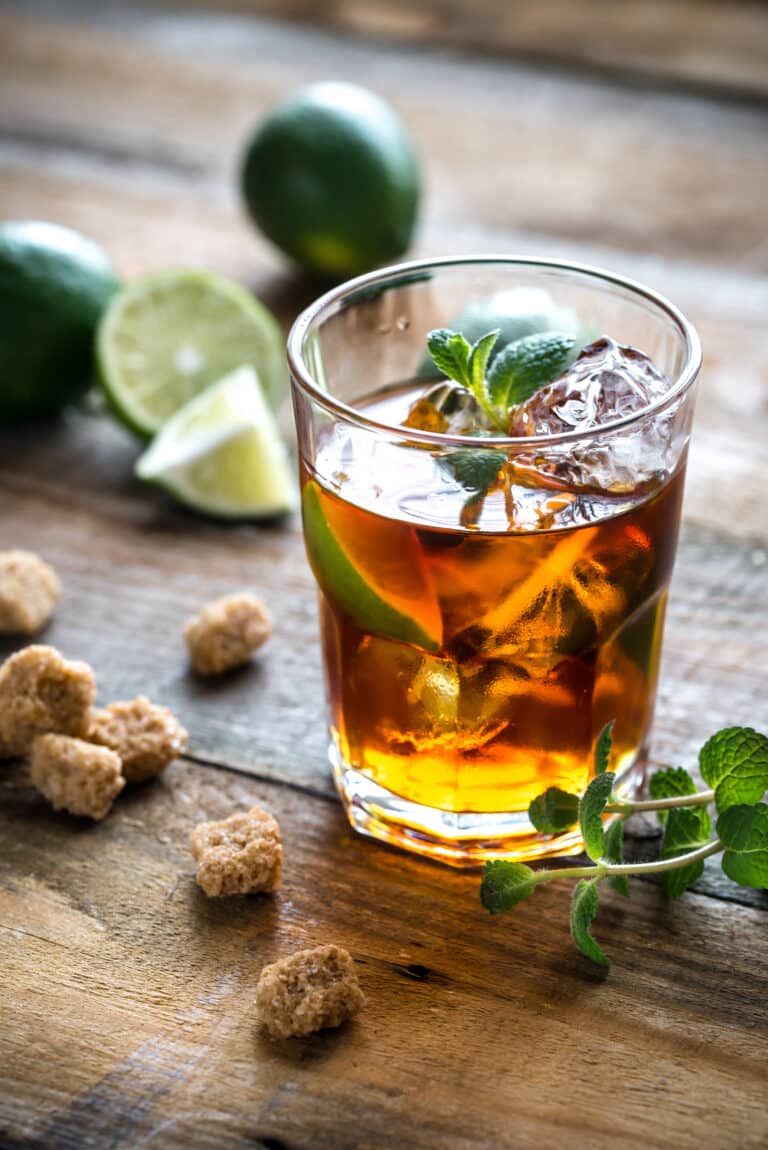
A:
[289, 258, 700, 864]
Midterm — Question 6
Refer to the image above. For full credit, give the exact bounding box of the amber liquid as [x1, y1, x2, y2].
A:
[302, 385, 686, 850]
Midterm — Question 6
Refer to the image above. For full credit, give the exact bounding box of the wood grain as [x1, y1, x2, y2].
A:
[1, 4, 767, 1148]
[2, 758, 767, 1150]
[2, 3, 768, 270]
[170, 0, 768, 98]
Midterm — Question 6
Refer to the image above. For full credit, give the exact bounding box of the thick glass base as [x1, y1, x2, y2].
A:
[330, 740, 645, 869]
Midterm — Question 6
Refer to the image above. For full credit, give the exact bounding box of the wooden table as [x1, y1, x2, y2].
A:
[2, 4, 767, 1148]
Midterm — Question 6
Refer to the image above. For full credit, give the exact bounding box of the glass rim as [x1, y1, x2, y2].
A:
[286, 254, 702, 449]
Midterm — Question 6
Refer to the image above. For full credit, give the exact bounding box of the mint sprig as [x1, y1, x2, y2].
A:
[426, 328, 504, 431]
[529, 786, 580, 834]
[487, 332, 577, 408]
[700, 726, 768, 810]
[648, 766, 697, 824]
[479, 725, 768, 970]
[594, 721, 614, 776]
[718, 803, 768, 887]
[579, 772, 614, 861]
[438, 450, 507, 493]
[571, 878, 608, 967]
[425, 325, 576, 435]
[481, 860, 537, 913]
[660, 806, 711, 897]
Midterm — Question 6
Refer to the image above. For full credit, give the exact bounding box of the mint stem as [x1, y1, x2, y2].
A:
[474, 391, 506, 432]
[606, 790, 715, 815]
[530, 838, 723, 886]
[604, 839, 722, 875]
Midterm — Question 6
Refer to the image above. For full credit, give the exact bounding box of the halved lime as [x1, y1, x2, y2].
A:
[136, 366, 297, 519]
[302, 479, 442, 651]
[97, 269, 286, 437]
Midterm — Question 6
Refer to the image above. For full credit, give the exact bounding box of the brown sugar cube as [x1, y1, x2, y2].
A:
[184, 593, 272, 676]
[29, 733, 125, 820]
[0, 645, 96, 758]
[190, 805, 281, 896]
[256, 945, 365, 1039]
[89, 696, 188, 783]
[0, 550, 60, 635]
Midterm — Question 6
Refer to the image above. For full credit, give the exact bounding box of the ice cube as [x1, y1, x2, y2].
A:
[403, 381, 488, 435]
[408, 656, 460, 727]
[508, 336, 669, 436]
[508, 337, 680, 493]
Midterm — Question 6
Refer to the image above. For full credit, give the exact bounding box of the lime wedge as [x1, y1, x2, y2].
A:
[136, 366, 297, 519]
[97, 269, 286, 437]
[302, 480, 441, 651]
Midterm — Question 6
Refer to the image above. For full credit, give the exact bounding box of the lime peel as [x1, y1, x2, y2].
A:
[302, 480, 441, 651]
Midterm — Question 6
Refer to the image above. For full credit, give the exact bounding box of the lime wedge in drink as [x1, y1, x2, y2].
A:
[136, 366, 297, 519]
[302, 479, 442, 652]
[97, 270, 286, 437]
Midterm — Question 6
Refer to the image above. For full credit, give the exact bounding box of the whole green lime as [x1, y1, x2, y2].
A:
[241, 82, 421, 277]
[0, 221, 119, 423]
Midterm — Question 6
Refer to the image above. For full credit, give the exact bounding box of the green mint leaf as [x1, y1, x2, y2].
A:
[699, 726, 768, 811]
[717, 802, 768, 889]
[579, 772, 615, 861]
[438, 450, 507, 494]
[529, 786, 580, 834]
[468, 329, 499, 401]
[660, 807, 712, 898]
[604, 819, 629, 897]
[486, 331, 576, 409]
[480, 860, 537, 914]
[594, 721, 614, 775]
[649, 766, 698, 824]
[570, 878, 609, 966]
[426, 328, 472, 388]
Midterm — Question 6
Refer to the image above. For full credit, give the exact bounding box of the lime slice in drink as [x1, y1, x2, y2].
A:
[302, 479, 442, 652]
[97, 270, 286, 437]
[135, 366, 297, 519]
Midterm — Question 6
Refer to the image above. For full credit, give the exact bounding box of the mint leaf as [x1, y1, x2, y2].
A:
[439, 450, 506, 494]
[579, 772, 615, 861]
[486, 331, 576, 408]
[468, 329, 499, 403]
[717, 803, 768, 888]
[604, 818, 629, 896]
[529, 786, 579, 834]
[426, 329, 471, 388]
[649, 766, 698, 824]
[595, 721, 614, 775]
[571, 878, 609, 966]
[481, 860, 537, 914]
[699, 727, 768, 811]
[660, 807, 712, 897]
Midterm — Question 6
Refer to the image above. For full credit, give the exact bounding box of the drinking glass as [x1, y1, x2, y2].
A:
[288, 256, 701, 865]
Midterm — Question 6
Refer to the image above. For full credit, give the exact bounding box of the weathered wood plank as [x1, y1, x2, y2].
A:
[2, 3, 768, 269]
[1, 758, 766, 1150]
[169, 0, 768, 99]
[1, 9, 767, 1147]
